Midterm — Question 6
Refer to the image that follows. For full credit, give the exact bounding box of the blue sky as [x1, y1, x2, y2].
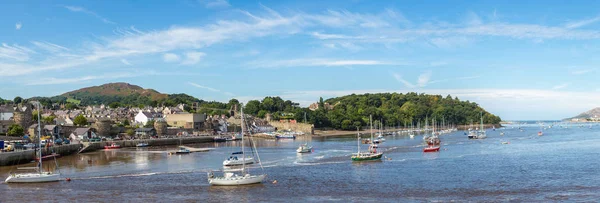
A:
[1, 0, 600, 120]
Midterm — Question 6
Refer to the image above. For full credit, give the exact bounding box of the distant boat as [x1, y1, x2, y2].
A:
[175, 147, 191, 154]
[352, 116, 383, 161]
[213, 136, 227, 142]
[104, 143, 121, 149]
[223, 151, 255, 166]
[500, 132, 505, 136]
[136, 143, 149, 147]
[275, 133, 296, 139]
[538, 131, 543, 136]
[423, 145, 440, 152]
[35, 153, 60, 161]
[296, 143, 313, 153]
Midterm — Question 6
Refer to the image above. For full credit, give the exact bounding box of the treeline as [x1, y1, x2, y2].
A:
[12, 92, 501, 131]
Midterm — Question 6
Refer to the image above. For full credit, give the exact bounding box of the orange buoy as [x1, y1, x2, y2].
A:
[272, 180, 278, 184]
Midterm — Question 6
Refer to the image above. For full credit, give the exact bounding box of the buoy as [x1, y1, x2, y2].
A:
[272, 180, 278, 184]
[66, 178, 71, 181]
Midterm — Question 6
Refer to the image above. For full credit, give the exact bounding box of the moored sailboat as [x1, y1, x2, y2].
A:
[5, 102, 61, 183]
[352, 116, 383, 161]
[208, 106, 266, 186]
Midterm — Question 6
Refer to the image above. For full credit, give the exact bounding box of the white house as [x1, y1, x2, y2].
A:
[0, 106, 13, 121]
[70, 128, 97, 141]
[135, 110, 154, 124]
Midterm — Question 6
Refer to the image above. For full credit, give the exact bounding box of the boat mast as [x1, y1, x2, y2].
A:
[357, 127, 360, 154]
[241, 106, 245, 174]
[36, 102, 42, 174]
[370, 115, 373, 143]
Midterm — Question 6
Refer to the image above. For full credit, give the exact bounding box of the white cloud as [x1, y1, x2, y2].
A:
[465, 11, 483, 26]
[203, 0, 231, 8]
[188, 82, 220, 92]
[0, 43, 35, 61]
[64, 6, 115, 24]
[120, 59, 131, 65]
[249, 58, 392, 68]
[30, 41, 69, 53]
[26, 73, 134, 85]
[163, 53, 180, 63]
[181, 52, 206, 65]
[571, 69, 595, 75]
[392, 73, 416, 88]
[392, 71, 432, 88]
[417, 71, 432, 87]
[565, 15, 600, 29]
[552, 83, 569, 90]
[15, 22, 22, 30]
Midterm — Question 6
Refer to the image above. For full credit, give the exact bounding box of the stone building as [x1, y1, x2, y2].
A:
[13, 104, 33, 129]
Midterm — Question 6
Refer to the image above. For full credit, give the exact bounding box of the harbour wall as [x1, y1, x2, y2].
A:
[0, 144, 82, 166]
[77, 136, 215, 153]
[0, 137, 215, 166]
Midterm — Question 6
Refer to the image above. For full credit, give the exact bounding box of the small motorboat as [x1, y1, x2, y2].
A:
[104, 143, 121, 149]
[275, 134, 296, 139]
[223, 152, 254, 166]
[213, 137, 227, 142]
[174, 147, 191, 154]
[501, 141, 510, 144]
[136, 143, 149, 147]
[296, 143, 313, 153]
[538, 131, 543, 136]
[423, 145, 440, 152]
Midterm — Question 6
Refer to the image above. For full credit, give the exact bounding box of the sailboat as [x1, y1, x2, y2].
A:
[477, 112, 487, 139]
[409, 122, 415, 139]
[424, 117, 441, 152]
[208, 106, 266, 185]
[5, 102, 61, 183]
[352, 116, 383, 161]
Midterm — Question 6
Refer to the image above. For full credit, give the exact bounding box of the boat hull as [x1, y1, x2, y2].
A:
[208, 174, 266, 186]
[351, 153, 383, 161]
[423, 146, 440, 152]
[275, 135, 296, 139]
[296, 148, 312, 153]
[5, 173, 61, 183]
[223, 157, 255, 166]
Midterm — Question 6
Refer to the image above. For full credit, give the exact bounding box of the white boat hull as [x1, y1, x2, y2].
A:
[208, 174, 266, 186]
[5, 173, 61, 183]
[223, 157, 255, 166]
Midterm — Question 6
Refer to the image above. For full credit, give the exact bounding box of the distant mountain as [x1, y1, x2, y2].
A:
[61, 82, 168, 101]
[567, 107, 600, 120]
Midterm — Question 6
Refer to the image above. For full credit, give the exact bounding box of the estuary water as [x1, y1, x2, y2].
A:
[1, 123, 599, 202]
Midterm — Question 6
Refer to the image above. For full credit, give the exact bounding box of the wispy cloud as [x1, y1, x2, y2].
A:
[181, 52, 206, 65]
[15, 22, 22, 30]
[417, 71, 432, 87]
[249, 58, 392, 68]
[429, 75, 481, 84]
[64, 6, 115, 24]
[30, 41, 69, 53]
[0, 43, 35, 61]
[571, 68, 595, 75]
[202, 0, 231, 9]
[565, 15, 600, 29]
[552, 83, 570, 90]
[392, 73, 416, 88]
[163, 53, 180, 63]
[26, 73, 134, 85]
[188, 82, 220, 92]
[392, 71, 432, 88]
[121, 59, 131, 66]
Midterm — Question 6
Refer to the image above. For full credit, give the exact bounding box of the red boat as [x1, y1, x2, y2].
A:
[104, 143, 121, 149]
[423, 145, 440, 152]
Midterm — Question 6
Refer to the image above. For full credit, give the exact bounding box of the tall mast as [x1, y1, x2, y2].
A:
[36, 102, 42, 174]
[357, 127, 360, 154]
[241, 106, 245, 174]
[370, 115, 373, 143]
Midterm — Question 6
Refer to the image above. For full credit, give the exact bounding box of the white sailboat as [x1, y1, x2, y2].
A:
[208, 106, 266, 186]
[477, 112, 487, 139]
[5, 102, 61, 183]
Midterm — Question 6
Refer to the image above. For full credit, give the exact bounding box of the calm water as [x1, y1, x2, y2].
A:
[1, 123, 600, 202]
